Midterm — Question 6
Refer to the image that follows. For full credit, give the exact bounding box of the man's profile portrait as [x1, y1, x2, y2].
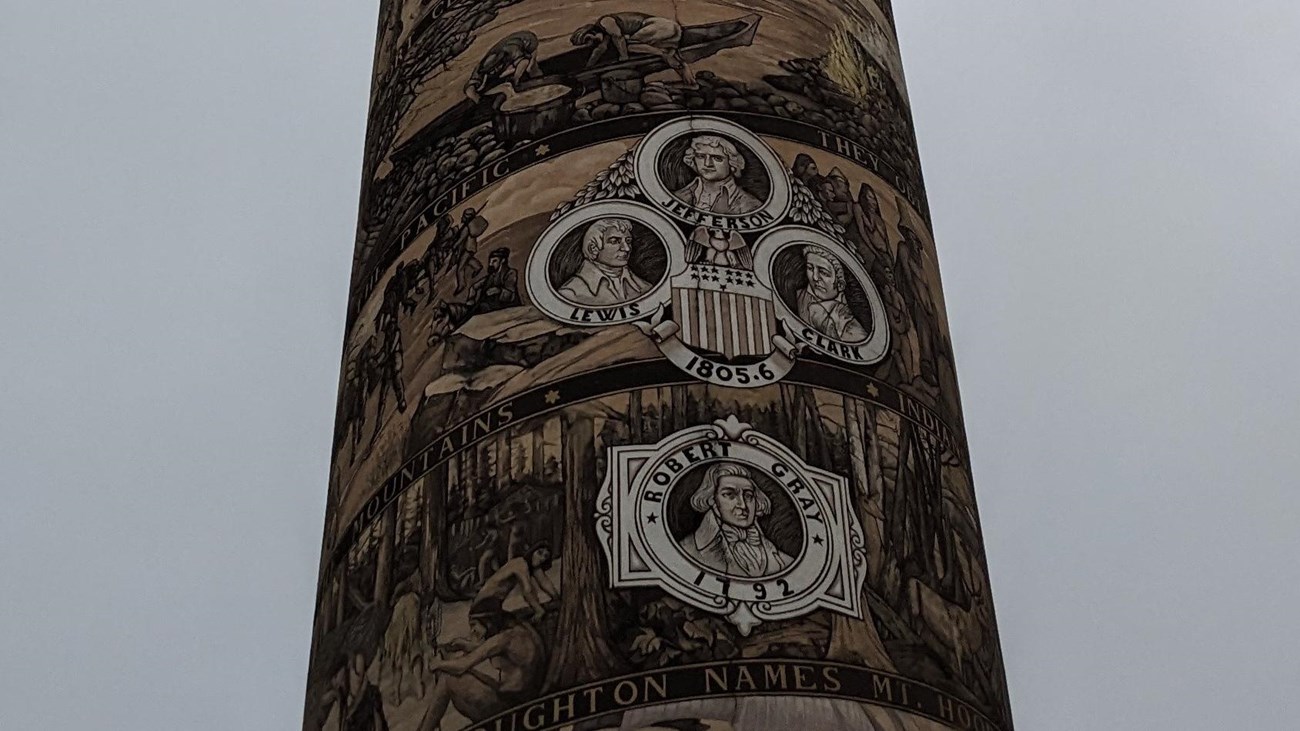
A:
[670, 135, 763, 215]
[795, 245, 869, 343]
[558, 218, 653, 306]
[677, 463, 794, 578]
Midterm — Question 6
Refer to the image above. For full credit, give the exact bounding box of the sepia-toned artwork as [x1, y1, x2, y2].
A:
[306, 1, 1010, 730]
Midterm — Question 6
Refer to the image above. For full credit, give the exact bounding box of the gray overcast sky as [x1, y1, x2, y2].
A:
[1, 1, 1297, 728]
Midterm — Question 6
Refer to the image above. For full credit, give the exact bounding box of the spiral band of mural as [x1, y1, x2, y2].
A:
[307, 1, 1013, 730]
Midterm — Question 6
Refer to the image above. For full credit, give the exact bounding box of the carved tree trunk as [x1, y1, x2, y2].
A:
[420, 478, 436, 595]
[804, 385, 832, 465]
[863, 401, 889, 584]
[497, 431, 509, 487]
[373, 503, 396, 609]
[546, 414, 622, 688]
[531, 424, 545, 480]
[422, 466, 455, 601]
[789, 385, 810, 459]
[828, 396, 895, 670]
[845, 397, 870, 505]
[671, 385, 688, 432]
[629, 390, 644, 442]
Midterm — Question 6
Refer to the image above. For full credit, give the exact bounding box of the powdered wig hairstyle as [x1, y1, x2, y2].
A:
[582, 218, 633, 260]
[804, 245, 846, 292]
[683, 135, 746, 176]
[689, 463, 773, 516]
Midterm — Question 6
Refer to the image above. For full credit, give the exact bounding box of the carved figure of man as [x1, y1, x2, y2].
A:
[336, 341, 372, 459]
[466, 247, 521, 314]
[469, 543, 557, 623]
[796, 245, 869, 343]
[465, 31, 540, 103]
[559, 218, 651, 306]
[505, 521, 529, 561]
[821, 168, 875, 260]
[369, 307, 407, 445]
[416, 606, 546, 730]
[894, 219, 941, 387]
[571, 13, 695, 86]
[878, 262, 919, 383]
[379, 260, 420, 324]
[678, 463, 793, 578]
[671, 136, 762, 215]
[451, 207, 488, 294]
[856, 184, 894, 263]
[419, 213, 455, 303]
[791, 153, 822, 187]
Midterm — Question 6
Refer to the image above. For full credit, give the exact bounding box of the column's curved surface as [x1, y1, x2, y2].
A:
[305, 2, 1013, 729]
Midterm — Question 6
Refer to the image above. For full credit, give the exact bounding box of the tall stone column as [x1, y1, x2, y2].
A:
[305, 2, 1013, 730]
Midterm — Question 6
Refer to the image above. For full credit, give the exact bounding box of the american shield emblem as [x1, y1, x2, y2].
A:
[672, 264, 776, 360]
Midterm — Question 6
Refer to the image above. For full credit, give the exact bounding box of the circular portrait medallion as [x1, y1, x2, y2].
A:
[526, 201, 685, 326]
[754, 227, 890, 365]
[596, 417, 868, 634]
[665, 460, 806, 581]
[635, 116, 791, 233]
[633, 439, 831, 606]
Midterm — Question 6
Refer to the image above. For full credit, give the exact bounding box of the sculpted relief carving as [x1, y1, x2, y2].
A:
[307, 2, 1010, 731]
